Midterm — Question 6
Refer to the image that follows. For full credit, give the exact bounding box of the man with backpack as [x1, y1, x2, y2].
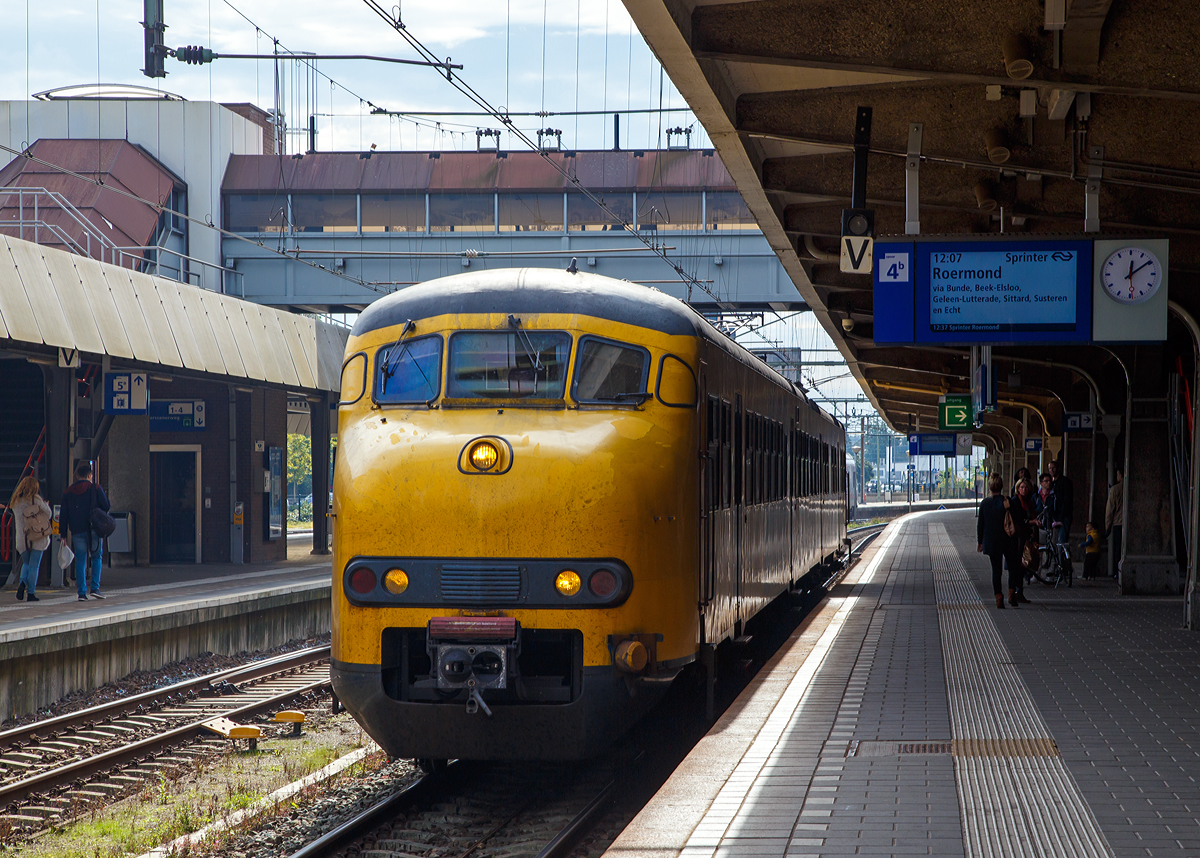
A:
[61, 461, 113, 601]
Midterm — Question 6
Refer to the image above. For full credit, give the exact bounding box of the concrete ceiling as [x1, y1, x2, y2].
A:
[623, 0, 1200, 437]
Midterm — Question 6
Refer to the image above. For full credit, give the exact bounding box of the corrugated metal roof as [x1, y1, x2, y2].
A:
[222, 150, 737, 194]
[0, 235, 346, 392]
[0, 139, 182, 254]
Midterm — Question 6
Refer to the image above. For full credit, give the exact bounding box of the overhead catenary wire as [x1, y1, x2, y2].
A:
[357, 0, 727, 307]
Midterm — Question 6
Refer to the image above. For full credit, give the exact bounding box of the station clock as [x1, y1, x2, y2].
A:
[1100, 246, 1163, 305]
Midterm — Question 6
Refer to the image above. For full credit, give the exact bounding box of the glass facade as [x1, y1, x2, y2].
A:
[566, 193, 634, 231]
[292, 194, 357, 233]
[225, 193, 288, 233]
[429, 193, 494, 233]
[638, 192, 702, 231]
[361, 194, 426, 232]
[227, 191, 759, 234]
[705, 191, 756, 230]
[498, 193, 564, 232]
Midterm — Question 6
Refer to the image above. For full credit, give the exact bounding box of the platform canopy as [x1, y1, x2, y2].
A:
[0, 234, 346, 391]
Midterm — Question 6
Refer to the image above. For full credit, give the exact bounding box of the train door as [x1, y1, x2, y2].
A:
[700, 371, 716, 626]
[734, 393, 744, 627]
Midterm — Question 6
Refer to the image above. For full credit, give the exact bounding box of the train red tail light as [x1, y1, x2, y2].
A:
[588, 569, 617, 598]
[349, 567, 377, 594]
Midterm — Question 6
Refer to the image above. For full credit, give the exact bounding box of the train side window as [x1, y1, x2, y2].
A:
[338, 352, 368, 406]
[706, 397, 720, 513]
[656, 355, 698, 407]
[573, 336, 650, 403]
[374, 335, 442, 404]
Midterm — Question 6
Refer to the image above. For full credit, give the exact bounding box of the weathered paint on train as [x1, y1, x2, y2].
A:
[330, 269, 845, 760]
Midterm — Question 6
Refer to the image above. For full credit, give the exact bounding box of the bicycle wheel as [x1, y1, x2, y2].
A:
[1032, 547, 1057, 585]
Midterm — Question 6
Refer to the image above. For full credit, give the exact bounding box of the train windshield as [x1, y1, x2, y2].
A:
[572, 337, 650, 403]
[447, 331, 572, 400]
[375, 335, 442, 403]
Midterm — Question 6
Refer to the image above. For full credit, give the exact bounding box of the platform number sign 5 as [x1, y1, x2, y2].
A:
[877, 251, 910, 283]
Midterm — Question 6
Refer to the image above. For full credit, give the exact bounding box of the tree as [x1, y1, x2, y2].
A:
[287, 434, 312, 501]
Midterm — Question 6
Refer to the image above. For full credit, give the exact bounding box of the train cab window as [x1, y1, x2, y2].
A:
[572, 337, 650, 403]
[375, 335, 442, 404]
[447, 331, 571, 400]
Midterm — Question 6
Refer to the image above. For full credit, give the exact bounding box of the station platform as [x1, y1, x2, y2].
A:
[607, 509, 1200, 858]
[0, 533, 332, 722]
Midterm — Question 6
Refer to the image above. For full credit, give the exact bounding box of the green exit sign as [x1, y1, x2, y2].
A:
[939, 394, 973, 431]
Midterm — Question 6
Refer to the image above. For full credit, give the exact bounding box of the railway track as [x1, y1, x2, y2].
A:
[283, 759, 618, 858]
[0, 645, 332, 832]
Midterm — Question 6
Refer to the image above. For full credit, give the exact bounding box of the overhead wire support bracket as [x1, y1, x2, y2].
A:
[170, 47, 462, 72]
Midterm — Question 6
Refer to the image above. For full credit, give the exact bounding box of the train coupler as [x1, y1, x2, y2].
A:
[465, 688, 494, 717]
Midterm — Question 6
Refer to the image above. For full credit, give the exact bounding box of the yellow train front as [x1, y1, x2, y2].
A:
[331, 268, 847, 761]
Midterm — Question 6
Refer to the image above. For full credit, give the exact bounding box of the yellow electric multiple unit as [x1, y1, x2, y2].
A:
[331, 269, 847, 761]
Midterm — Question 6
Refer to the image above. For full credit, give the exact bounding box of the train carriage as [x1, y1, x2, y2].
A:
[331, 269, 846, 761]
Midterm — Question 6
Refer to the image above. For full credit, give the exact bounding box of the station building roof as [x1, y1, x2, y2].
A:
[221, 149, 739, 194]
[0, 139, 182, 255]
[0, 235, 346, 392]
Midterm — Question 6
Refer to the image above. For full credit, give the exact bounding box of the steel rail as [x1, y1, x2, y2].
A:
[283, 764, 616, 858]
[0, 667, 330, 807]
[534, 779, 616, 858]
[0, 645, 331, 751]
[283, 767, 450, 858]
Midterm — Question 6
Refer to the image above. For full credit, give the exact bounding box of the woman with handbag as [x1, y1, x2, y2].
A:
[977, 473, 1022, 609]
[10, 475, 51, 602]
[1011, 477, 1039, 605]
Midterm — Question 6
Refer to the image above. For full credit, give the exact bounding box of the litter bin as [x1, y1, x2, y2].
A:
[108, 511, 137, 566]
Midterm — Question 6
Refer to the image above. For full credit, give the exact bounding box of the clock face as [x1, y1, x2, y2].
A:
[1101, 246, 1163, 305]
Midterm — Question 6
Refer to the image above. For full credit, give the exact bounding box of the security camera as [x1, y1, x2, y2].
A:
[841, 317, 855, 332]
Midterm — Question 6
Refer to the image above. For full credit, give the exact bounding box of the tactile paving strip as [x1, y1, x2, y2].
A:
[929, 523, 1114, 858]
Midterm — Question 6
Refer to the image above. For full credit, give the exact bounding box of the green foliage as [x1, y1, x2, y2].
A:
[287, 433, 312, 500]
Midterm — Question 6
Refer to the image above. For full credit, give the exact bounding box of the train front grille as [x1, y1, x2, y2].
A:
[439, 564, 522, 604]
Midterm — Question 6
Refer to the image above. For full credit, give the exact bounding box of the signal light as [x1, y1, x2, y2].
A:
[588, 569, 617, 598]
[348, 567, 376, 594]
[384, 568, 409, 595]
[555, 570, 582, 597]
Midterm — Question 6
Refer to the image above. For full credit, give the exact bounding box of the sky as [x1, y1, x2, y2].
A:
[0, 0, 893, 427]
[2, 0, 708, 153]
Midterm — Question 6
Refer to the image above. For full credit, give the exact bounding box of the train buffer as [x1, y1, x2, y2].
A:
[200, 717, 262, 751]
[274, 710, 306, 736]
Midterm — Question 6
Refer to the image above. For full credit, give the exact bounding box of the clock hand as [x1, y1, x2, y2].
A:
[1130, 260, 1154, 277]
[1126, 259, 1134, 282]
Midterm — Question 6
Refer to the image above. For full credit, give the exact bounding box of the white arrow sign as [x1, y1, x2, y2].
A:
[841, 235, 874, 274]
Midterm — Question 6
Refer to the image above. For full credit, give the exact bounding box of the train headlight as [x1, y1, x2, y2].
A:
[555, 570, 582, 596]
[384, 568, 409, 594]
[469, 440, 500, 471]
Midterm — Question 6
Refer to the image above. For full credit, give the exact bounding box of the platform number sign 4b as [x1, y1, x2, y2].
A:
[878, 251, 910, 283]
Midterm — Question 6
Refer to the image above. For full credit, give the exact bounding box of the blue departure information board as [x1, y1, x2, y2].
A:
[874, 238, 1094, 344]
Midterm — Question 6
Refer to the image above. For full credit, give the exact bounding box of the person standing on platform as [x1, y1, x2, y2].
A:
[978, 473, 1021, 609]
[1047, 459, 1074, 555]
[10, 476, 51, 602]
[1082, 521, 1102, 579]
[61, 462, 110, 601]
[1011, 477, 1038, 604]
[1105, 468, 1124, 578]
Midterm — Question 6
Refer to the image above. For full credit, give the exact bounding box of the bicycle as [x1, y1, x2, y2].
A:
[1032, 524, 1073, 588]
